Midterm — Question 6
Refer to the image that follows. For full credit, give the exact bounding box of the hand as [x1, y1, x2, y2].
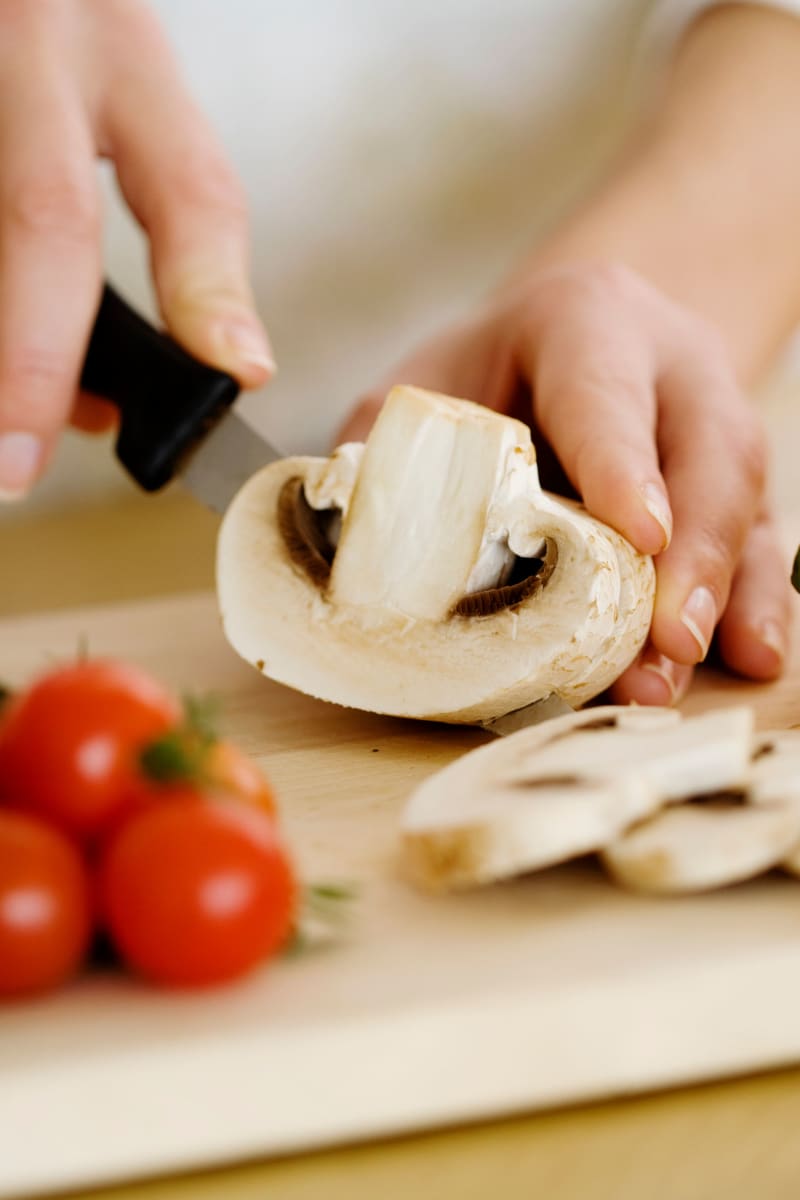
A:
[0, 0, 273, 499]
[337, 262, 791, 705]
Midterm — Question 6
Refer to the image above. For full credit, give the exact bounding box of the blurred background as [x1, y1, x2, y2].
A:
[3, 0, 657, 514]
[3, 0, 799, 611]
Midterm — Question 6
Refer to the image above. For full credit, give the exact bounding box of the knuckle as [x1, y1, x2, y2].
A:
[4, 343, 73, 389]
[699, 400, 767, 496]
[167, 148, 248, 222]
[579, 260, 641, 298]
[546, 260, 645, 311]
[527, 261, 656, 351]
[0, 344, 75, 433]
[690, 495, 754, 588]
[6, 167, 99, 242]
[99, 0, 172, 55]
[730, 417, 767, 493]
[681, 313, 730, 370]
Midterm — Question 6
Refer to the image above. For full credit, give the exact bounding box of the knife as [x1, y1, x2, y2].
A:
[80, 283, 282, 513]
[83, 284, 577, 738]
[478, 692, 575, 737]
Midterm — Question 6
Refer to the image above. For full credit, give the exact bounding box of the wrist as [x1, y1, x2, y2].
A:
[502, 7, 800, 385]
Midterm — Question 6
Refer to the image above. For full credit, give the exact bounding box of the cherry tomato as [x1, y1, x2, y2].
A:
[98, 798, 296, 987]
[125, 732, 278, 830]
[116, 739, 277, 843]
[0, 811, 91, 998]
[205, 741, 277, 817]
[0, 660, 180, 843]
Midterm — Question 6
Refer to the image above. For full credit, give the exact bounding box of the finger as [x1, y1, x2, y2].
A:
[648, 360, 766, 665]
[335, 395, 384, 445]
[715, 511, 792, 679]
[71, 392, 118, 435]
[609, 646, 694, 707]
[521, 315, 672, 556]
[334, 317, 515, 447]
[332, 340, 462, 446]
[0, 47, 101, 498]
[99, 14, 273, 388]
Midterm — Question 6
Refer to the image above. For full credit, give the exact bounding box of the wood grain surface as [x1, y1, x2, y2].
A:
[2, 381, 800, 1200]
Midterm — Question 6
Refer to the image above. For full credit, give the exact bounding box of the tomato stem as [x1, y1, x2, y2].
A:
[284, 881, 359, 957]
[305, 881, 359, 906]
[139, 733, 200, 784]
[138, 694, 221, 785]
[181, 694, 221, 744]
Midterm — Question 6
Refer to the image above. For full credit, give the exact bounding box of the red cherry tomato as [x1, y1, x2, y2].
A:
[114, 740, 278, 845]
[0, 811, 92, 998]
[205, 741, 277, 818]
[98, 798, 296, 987]
[0, 660, 180, 843]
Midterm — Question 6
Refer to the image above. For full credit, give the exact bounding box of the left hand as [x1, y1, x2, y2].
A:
[336, 262, 791, 706]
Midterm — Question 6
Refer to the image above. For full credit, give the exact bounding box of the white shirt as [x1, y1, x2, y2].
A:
[37, 0, 800, 509]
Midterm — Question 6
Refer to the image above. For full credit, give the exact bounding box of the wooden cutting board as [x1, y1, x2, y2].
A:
[2, 591, 800, 1200]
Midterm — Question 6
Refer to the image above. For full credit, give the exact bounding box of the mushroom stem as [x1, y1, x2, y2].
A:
[328, 387, 539, 622]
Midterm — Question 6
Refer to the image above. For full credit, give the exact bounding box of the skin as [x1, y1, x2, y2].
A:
[338, 2, 800, 706]
[0, 0, 273, 499]
[0, 2, 797, 707]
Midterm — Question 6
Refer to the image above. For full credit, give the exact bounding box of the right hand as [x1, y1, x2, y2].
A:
[338, 262, 791, 706]
[0, 0, 273, 500]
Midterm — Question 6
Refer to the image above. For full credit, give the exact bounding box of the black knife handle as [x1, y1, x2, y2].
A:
[80, 284, 240, 492]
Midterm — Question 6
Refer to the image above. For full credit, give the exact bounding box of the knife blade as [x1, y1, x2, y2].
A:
[80, 283, 282, 510]
[478, 692, 575, 737]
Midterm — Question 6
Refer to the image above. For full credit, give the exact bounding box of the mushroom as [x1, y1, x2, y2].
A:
[401, 706, 754, 890]
[602, 730, 800, 894]
[217, 386, 655, 723]
[601, 803, 800, 895]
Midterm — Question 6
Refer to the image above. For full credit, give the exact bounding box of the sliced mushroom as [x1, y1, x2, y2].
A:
[755, 730, 800, 879]
[401, 706, 754, 890]
[217, 385, 655, 723]
[602, 733, 800, 894]
[601, 803, 800, 895]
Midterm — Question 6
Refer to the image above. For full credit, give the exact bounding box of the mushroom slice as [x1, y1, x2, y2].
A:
[601, 802, 800, 895]
[602, 728, 800, 894]
[401, 706, 754, 890]
[754, 730, 800, 878]
[217, 385, 655, 723]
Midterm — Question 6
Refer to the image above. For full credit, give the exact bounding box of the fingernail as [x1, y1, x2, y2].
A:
[640, 655, 679, 705]
[759, 618, 787, 665]
[680, 585, 717, 661]
[641, 483, 672, 550]
[212, 318, 275, 374]
[0, 432, 43, 500]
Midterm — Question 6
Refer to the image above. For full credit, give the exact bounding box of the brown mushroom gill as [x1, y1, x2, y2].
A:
[451, 541, 558, 617]
[277, 476, 335, 587]
[277, 474, 558, 615]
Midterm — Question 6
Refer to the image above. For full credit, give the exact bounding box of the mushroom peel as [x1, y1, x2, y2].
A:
[217, 385, 655, 723]
[401, 706, 754, 891]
